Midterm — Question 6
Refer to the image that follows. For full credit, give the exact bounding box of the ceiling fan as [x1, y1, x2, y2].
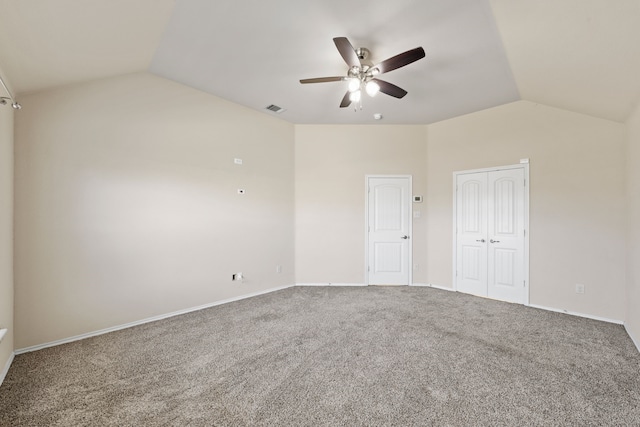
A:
[300, 37, 425, 109]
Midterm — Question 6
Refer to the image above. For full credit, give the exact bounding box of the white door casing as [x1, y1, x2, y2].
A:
[454, 165, 529, 305]
[366, 176, 412, 286]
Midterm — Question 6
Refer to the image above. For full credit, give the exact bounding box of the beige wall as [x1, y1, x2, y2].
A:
[0, 81, 14, 372]
[626, 101, 640, 347]
[14, 73, 295, 349]
[294, 125, 427, 285]
[426, 101, 626, 320]
[7, 78, 636, 350]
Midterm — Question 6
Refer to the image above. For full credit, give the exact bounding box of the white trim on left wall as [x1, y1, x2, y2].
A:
[0, 352, 15, 387]
[15, 285, 294, 355]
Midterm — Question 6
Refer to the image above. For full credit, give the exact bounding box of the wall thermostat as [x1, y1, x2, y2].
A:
[413, 195, 423, 203]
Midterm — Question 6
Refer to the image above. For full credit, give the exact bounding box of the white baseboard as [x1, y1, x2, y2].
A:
[625, 324, 640, 353]
[297, 283, 456, 289]
[296, 283, 367, 287]
[0, 352, 15, 387]
[15, 284, 294, 355]
[410, 283, 455, 291]
[528, 303, 624, 325]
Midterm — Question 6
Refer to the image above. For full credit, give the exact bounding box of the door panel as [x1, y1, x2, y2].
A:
[374, 185, 403, 231]
[456, 173, 487, 296]
[374, 242, 403, 273]
[368, 177, 410, 285]
[487, 169, 525, 302]
[461, 245, 482, 281]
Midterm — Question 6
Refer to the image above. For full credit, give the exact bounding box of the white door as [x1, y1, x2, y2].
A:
[455, 168, 526, 304]
[367, 177, 411, 286]
[487, 169, 525, 303]
[456, 173, 488, 296]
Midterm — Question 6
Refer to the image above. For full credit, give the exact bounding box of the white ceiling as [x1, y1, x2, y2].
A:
[0, 0, 639, 124]
[149, 0, 519, 124]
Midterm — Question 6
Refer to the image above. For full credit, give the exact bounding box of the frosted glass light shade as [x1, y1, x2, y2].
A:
[348, 78, 360, 92]
[366, 81, 380, 97]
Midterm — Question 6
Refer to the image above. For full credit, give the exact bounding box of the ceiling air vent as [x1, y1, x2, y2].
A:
[265, 104, 286, 113]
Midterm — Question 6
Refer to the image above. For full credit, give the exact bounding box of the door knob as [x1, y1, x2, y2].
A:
[401, 235, 410, 239]
[476, 239, 485, 243]
[490, 239, 500, 243]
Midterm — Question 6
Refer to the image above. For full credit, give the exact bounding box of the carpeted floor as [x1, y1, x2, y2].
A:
[1, 286, 639, 426]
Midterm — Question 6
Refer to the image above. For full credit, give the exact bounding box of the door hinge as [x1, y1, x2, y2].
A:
[523, 280, 526, 287]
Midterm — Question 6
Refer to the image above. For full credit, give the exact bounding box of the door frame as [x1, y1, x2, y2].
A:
[365, 175, 413, 286]
[452, 163, 530, 305]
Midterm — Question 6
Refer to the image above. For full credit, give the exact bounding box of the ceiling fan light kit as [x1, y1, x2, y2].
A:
[0, 73, 21, 110]
[365, 81, 380, 97]
[300, 37, 425, 111]
[0, 97, 21, 109]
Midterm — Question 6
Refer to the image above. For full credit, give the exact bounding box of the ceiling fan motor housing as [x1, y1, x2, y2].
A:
[348, 64, 376, 82]
[356, 47, 370, 60]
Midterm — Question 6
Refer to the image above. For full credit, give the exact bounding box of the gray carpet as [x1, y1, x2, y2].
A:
[1, 286, 639, 426]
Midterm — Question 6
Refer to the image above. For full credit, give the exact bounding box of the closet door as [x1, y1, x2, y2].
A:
[487, 168, 525, 303]
[455, 172, 488, 297]
[455, 167, 526, 304]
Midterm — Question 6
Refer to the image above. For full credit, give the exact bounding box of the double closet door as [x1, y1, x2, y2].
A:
[455, 167, 527, 304]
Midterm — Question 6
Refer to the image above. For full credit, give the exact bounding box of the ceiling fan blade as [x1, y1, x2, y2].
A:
[333, 37, 360, 68]
[373, 47, 425, 74]
[339, 91, 352, 108]
[372, 78, 408, 99]
[300, 76, 345, 84]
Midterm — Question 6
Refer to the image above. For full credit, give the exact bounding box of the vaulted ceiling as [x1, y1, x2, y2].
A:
[0, 0, 638, 124]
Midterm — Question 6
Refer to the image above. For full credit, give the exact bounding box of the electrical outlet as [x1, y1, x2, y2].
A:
[232, 272, 244, 281]
[575, 283, 585, 294]
[234, 158, 243, 165]
[276, 265, 282, 273]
